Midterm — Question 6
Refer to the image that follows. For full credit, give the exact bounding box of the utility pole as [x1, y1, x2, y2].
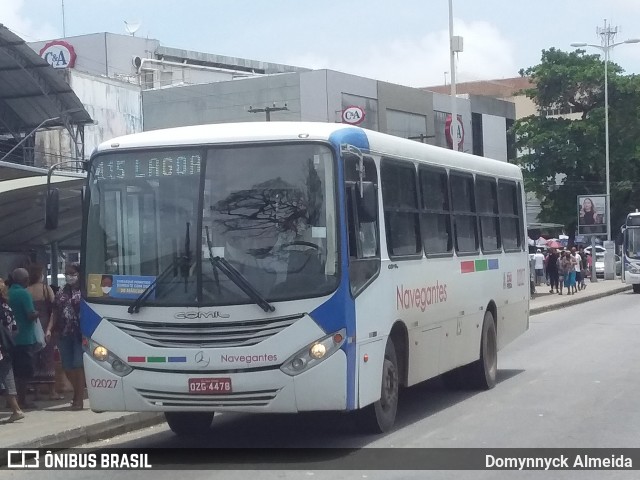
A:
[448, 0, 463, 151]
[408, 134, 435, 143]
[62, 0, 66, 37]
[248, 103, 288, 121]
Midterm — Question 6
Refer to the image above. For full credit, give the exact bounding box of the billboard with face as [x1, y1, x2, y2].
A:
[577, 195, 607, 235]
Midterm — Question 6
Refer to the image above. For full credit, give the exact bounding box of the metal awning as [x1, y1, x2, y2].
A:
[0, 24, 93, 136]
[0, 161, 84, 250]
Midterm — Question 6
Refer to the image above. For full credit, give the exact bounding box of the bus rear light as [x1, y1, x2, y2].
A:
[280, 329, 346, 376]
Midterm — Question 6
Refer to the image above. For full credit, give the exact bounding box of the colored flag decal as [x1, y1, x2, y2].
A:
[460, 259, 499, 273]
[127, 356, 187, 363]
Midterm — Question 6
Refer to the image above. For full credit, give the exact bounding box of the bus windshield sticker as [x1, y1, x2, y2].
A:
[87, 274, 156, 299]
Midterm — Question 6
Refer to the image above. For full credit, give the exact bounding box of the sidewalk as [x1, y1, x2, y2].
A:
[529, 276, 631, 315]
[0, 278, 632, 451]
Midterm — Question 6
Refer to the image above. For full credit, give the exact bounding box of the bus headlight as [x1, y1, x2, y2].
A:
[280, 329, 346, 376]
[83, 337, 133, 377]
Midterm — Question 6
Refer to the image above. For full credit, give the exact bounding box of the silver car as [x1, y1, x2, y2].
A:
[594, 253, 622, 277]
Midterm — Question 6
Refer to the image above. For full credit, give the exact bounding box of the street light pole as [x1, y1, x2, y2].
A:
[571, 22, 640, 243]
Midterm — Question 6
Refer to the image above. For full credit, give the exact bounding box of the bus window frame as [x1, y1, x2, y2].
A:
[380, 157, 423, 261]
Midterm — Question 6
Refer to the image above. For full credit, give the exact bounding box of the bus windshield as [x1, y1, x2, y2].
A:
[625, 227, 640, 260]
[85, 143, 339, 307]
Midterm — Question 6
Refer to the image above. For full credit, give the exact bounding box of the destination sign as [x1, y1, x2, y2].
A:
[93, 153, 201, 180]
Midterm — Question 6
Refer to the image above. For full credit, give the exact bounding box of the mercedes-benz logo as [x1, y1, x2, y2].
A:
[194, 351, 210, 368]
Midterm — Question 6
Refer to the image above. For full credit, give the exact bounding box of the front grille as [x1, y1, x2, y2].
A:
[136, 387, 279, 407]
[109, 314, 302, 348]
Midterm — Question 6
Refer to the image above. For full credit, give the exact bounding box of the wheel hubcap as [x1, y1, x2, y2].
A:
[380, 358, 398, 411]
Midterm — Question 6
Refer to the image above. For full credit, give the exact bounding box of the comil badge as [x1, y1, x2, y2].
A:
[342, 106, 365, 125]
[39, 40, 77, 69]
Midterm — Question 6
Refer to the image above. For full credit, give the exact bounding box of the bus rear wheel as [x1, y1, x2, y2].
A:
[356, 340, 399, 434]
[633, 284, 640, 294]
[442, 311, 497, 390]
[465, 311, 498, 390]
[165, 412, 214, 435]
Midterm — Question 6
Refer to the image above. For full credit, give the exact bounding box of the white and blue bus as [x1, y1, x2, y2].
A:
[622, 211, 640, 293]
[78, 122, 529, 434]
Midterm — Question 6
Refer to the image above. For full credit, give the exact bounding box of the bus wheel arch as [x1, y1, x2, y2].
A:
[389, 321, 409, 387]
[356, 329, 404, 434]
[467, 309, 498, 390]
[486, 300, 498, 339]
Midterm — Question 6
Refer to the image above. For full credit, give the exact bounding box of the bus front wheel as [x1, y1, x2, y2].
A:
[633, 284, 640, 294]
[356, 340, 399, 434]
[165, 411, 214, 435]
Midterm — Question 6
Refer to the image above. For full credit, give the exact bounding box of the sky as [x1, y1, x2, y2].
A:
[3, 0, 640, 88]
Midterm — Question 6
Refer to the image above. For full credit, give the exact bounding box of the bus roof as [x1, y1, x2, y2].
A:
[96, 122, 522, 179]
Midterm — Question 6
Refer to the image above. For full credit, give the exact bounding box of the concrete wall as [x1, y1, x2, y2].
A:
[29, 33, 160, 81]
[143, 73, 301, 130]
[377, 81, 434, 142]
[481, 114, 507, 161]
[34, 70, 142, 165]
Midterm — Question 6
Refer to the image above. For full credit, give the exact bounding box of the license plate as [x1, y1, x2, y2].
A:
[188, 378, 232, 394]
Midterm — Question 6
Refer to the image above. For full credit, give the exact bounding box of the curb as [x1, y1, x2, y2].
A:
[530, 284, 632, 315]
[4, 412, 165, 452]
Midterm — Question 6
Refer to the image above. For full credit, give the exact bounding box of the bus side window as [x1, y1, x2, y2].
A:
[345, 157, 380, 297]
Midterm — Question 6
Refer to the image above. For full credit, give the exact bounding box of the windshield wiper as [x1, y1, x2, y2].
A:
[205, 226, 275, 313]
[127, 258, 178, 314]
[128, 223, 193, 314]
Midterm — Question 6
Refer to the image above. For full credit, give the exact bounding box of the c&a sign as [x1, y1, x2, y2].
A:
[39, 40, 77, 69]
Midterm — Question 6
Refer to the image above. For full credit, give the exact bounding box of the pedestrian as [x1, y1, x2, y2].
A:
[571, 247, 581, 293]
[0, 278, 25, 422]
[46, 263, 85, 410]
[546, 248, 560, 294]
[26, 263, 64, 401]
[557, 250, 566, 295]
[578, 247, 588, 289]
[534, 249, 545, 286]
[561, 251, 575, 295]
[7, 268, 39, 410]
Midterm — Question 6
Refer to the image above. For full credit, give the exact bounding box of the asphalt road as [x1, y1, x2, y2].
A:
[6, 291, 640, 480]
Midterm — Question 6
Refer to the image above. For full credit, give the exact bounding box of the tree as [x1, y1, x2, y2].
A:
[512, 48, 640, 240]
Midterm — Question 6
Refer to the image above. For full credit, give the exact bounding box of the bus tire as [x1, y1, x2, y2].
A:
[633, 284, 640, 294]
[356, 340, 399, 433]
[165, 411, 214, 435]
[465, 311, 498, 390]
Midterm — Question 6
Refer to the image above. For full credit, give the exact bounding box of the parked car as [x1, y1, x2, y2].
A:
[584, 245, 606, 255]
[46, 273, 66, 288]
[594, 253, 622, 277]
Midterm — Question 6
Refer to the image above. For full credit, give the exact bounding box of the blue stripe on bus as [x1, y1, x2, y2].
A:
[488, 259, 499, 270]
[317, 127, 368, 410]
[80, 300, 102, 337]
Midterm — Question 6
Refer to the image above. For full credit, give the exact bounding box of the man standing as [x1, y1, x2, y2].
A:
[578, 247, 588, 289]
[546, 248, 560, 294]
[8, 268, 39, 409]
[534, 249, 545, 286]
[571, 247, 582, 293]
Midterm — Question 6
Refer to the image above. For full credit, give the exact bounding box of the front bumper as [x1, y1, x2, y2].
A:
[84, 349, 347, 413]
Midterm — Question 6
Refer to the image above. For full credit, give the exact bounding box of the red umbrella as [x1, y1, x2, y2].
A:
[546, 239, 563, 249]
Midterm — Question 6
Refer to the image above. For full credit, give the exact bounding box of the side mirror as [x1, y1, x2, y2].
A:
[356, 181, 377, 223]
[45, 187, 60, 230]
